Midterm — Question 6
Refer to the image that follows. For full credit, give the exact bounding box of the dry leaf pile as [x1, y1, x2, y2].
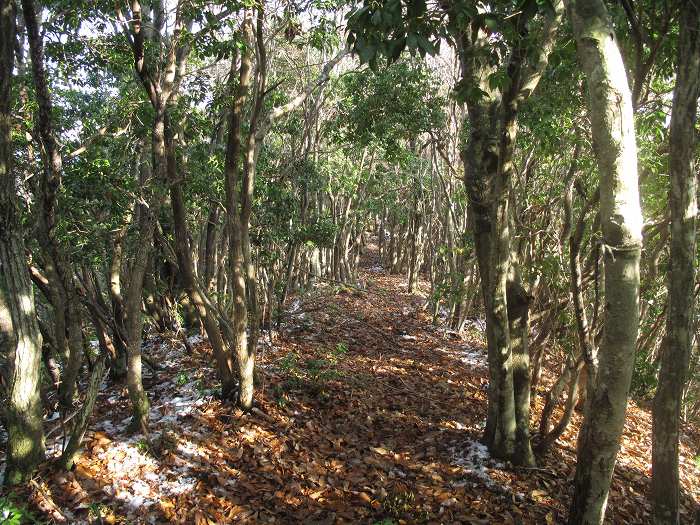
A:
[7, 252, 700, 524]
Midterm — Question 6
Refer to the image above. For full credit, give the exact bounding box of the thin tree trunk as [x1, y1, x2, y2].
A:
[60, 355, 105, 470]
[565, 1, 643, 522]
[22, 0, 83, 408]
[652, 4, 700, 523]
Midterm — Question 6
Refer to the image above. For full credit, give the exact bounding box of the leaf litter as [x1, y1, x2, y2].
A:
[8, 255, 700, 524]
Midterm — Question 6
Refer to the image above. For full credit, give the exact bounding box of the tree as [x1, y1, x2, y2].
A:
[565, 0, 644, 522]
[22, 0, 84, 409]
[0, 0, 45, 485]
[652, 3, 700, 522]
[347, 0, 564, 466]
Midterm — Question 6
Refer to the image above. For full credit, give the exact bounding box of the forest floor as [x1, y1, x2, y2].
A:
[7, 243, 700, 524]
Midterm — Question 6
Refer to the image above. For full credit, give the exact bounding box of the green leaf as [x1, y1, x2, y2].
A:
[406, 32, 418, 50]
[416, 34, 436, 55]
[483, 14, 500, 32]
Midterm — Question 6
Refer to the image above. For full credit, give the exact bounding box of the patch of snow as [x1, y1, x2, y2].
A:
[367, 265, 384, 273]
[187, 334, 205, 345]
[289, 298, 302, 313]
[450, 438, 505, 490]
[459, 347, 487, 370]
[435, 345, 487, 370]
[400, 334, 417, 340]
[464, 317, 487, 332]
[163, 475, 197, 496]
[45, 441, 63, 458]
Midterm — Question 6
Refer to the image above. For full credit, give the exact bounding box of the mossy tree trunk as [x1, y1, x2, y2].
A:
[454, 0, 563, 465]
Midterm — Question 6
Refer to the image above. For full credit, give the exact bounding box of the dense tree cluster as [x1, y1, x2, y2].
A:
[0, 0, 699, 523]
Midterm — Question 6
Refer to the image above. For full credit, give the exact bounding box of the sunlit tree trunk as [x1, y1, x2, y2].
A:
[224, 13, 255, 409]
[652, 4, 700, 523]
[0, 0, 45, 485]
[565, 0, 643, 523]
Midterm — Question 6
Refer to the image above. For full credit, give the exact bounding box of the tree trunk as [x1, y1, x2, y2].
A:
[566, 1, 643, 523]
[22, 0, 83, 409]
[0, 0, 45, 484]
[508, 278, 535, 466]
[60, 355, 105, 470]
[456, 1, 563, 464]
[223, 15, 255, 409]
[652, 4, 700, 523]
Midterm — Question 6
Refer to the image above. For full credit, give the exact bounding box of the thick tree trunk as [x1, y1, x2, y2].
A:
[652, 4, 700, 523]
[508, 278, 535, 466]
[0, 0, 45, 484]
[566, 1, 643, 523]
[456, 2, 563, 464]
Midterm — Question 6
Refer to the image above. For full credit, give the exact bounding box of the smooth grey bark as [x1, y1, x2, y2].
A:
[0, 0, 45, 485]
[651, 4, 700, 523]
[565, 0, 643, 523]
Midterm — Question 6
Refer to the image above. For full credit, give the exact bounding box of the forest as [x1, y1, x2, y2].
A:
[0, 0, 699, 523]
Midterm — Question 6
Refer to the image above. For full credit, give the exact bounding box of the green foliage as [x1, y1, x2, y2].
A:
[278, 342, 349, 398]
[175, 371, 190, 386]
[330, 61, 445, 159]
[346, 0, 558, 71]
[381, 487, 416, 519]
[136, 438, 150, 455]
[87, 502, 115, 524]
[0, 497, 44, 525]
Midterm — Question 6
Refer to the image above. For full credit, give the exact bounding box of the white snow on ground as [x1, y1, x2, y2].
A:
[289, 298, 302, 313]
[186, 334, 205, 345]
[449, 438, 507, 491]
[435, 345, 488, 371]
[96, 438, 199, 511]
[367, 265, 384, 273]
[438, 306, 450, 320]
[81, 338, 218, 520]
[458, 347, 487, 370]
[464, 318, 487, 332]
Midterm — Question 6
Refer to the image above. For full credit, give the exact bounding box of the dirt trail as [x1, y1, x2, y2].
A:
[16, 247, 700, 524]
